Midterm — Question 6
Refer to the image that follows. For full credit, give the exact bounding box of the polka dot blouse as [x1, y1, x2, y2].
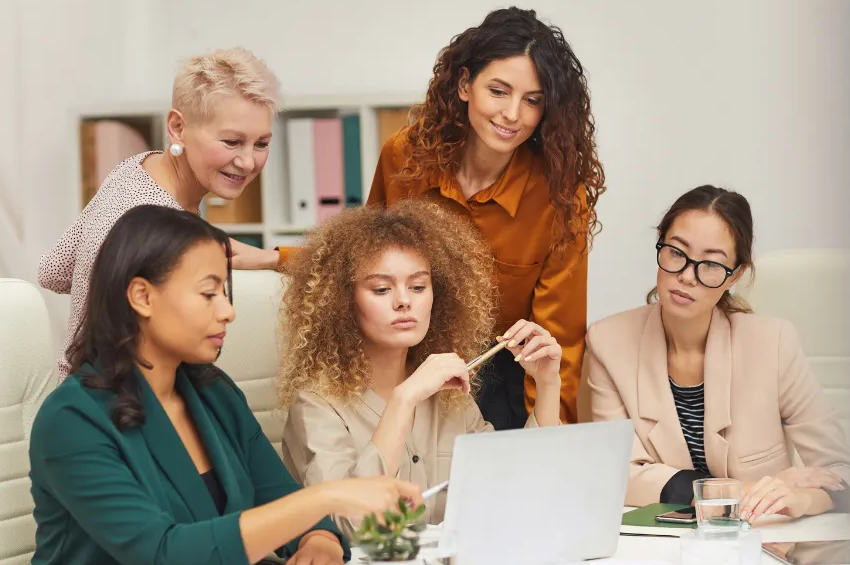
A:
[37, 151, 183, 380]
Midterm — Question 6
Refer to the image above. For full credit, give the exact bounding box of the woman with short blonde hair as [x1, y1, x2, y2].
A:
[39, 47, 284, 381]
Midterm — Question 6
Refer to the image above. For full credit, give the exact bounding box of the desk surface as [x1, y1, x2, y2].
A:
[347, 510, 850, 564]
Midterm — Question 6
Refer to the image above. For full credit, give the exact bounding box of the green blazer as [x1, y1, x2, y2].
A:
[29, 363, 348, 565]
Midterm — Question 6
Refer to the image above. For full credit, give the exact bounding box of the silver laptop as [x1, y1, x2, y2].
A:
[439, 419, 633, 565]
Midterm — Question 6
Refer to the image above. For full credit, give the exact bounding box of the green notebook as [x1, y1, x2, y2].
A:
[621, 503, 697, 530]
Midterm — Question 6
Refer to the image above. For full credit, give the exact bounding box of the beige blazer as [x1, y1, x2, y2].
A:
[583, 303, 850, 507]
[281, 389, 537, 524]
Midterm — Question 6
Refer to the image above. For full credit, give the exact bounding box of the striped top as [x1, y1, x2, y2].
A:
[669, 376, 709, 473]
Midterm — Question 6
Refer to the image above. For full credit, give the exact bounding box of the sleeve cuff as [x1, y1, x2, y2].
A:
[280, 522, 351, 561]
[213, 512, 250, 565]
[659, 469, 712, 505]
[275, 246, 300, 268]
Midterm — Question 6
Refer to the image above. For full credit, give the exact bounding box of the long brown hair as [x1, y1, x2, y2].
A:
[647, 185, 754, 315]
[399, 7, 605, 249]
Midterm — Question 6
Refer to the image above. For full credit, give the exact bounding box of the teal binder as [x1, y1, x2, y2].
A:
[342, 114, 363, 207]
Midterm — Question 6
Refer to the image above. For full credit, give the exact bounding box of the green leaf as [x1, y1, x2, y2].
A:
[376, 524, 392, 535]
[408, 522, 427, 533]
[384, 510, 403, 525]
[410, 504, 426, 521]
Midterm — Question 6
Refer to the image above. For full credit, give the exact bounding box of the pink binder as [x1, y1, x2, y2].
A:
[312, 118, 345, 224]
[94, 121, 150, 186]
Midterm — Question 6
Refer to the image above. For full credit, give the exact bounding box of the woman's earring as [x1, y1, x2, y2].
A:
[169, 143, 184, 157]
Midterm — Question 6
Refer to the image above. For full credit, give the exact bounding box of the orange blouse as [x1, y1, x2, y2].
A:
[368, 129, 589, 424]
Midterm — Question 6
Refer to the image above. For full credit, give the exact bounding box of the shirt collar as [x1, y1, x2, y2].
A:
[420, 143, 537, 217]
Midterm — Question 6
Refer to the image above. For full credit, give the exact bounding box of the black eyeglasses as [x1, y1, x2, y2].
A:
[656, 241, 737, 289]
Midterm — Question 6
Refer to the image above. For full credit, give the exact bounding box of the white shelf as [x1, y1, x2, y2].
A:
[270, 225, 312, 235]
[213, 223, 264, 234]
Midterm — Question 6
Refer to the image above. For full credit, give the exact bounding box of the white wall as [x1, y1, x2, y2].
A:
[2, 0, 848, 349]
[0, 0, 132, 344]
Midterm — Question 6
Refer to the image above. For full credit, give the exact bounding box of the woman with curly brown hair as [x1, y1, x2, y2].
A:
[279, 200, 563, 525]
[369, 7, 605, 429]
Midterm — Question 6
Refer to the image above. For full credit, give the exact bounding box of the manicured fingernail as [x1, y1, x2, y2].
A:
[514, 355, 522, 362]
[740, 510, 750, 520]
[508, 340, 517, 347]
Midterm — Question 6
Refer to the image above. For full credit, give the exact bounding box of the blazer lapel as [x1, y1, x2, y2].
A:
[137, 370, 219, 520]
[182, 373, 250, 514]
[638, 305, 695, 471]
[703, 308, 732, 478]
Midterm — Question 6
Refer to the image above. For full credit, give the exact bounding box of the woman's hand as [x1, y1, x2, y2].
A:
[229, 238, 279, 270]
[396, 353, 470, 404]
[776, 466, 846, 492]
[318, 476, 424, 521]
[501, 320, 562, 387]
[289, 532, 344, 565]
[740, 476, 812, 523]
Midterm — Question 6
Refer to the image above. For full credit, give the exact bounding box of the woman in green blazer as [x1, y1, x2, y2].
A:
[28, 205, 422, 565]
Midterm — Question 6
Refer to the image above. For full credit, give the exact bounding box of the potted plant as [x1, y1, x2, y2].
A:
[346, 498, 428, 564]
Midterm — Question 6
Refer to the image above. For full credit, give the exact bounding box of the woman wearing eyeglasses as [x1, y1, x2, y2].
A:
[583, 185, 850, 523]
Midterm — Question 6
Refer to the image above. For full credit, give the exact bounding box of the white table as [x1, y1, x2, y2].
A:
[348, 511, 850, 564]
[614, 509, 850, 564]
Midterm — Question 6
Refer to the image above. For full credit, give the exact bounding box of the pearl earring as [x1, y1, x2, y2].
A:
[169, 143, 184, 157]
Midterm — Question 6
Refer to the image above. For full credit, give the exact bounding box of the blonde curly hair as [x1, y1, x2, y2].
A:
[277, 199, 496, 412]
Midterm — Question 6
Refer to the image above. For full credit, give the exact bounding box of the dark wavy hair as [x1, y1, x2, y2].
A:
[647, 185, 755, 315]
[400, 6, 606, 249]
[67, 205, 233, 430]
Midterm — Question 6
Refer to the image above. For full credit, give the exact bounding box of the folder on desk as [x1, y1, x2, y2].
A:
[620, 503, 696, 537]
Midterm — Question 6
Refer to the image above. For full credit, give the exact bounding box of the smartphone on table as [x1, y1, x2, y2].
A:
[654, 506, 697, 524]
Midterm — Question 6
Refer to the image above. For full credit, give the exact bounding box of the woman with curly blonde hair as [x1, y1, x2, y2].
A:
[369, 7, 605, 429]
[279, 200, 562, 524]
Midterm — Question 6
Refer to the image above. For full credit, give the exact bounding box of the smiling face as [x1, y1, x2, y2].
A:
[174, 94, 273, 200]
[353, 247, 434, 354]
[656, 209, 744, 321]
[458, 55, 545, 155]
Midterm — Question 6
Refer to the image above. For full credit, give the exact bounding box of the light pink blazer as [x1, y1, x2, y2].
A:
[582, 303, 850, 507]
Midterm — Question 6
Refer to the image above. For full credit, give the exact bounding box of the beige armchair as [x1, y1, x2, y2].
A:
[0, 279, 57, 564]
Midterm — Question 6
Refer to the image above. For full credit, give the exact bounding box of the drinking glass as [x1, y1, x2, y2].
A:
[693, 478, 743, 530]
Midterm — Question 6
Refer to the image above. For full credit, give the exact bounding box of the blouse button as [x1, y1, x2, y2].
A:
[412, 455, 420, 463]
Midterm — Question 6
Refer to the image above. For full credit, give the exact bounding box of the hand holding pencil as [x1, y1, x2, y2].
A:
[398, 320, 561, 404]
[498, 319, 563, 388]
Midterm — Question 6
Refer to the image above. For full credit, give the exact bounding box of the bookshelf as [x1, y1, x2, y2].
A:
[71, 92, 422, 249]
